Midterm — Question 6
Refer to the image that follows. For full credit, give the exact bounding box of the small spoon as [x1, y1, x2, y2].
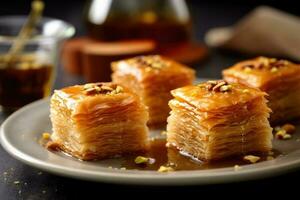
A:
[4, 0, 44, 66]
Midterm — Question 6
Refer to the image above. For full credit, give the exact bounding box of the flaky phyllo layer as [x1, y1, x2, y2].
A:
[50, 82, 149, 160]
[223, 56, 300, 124]
[111, 55, 195, 127]
[167, 81, 273, 161]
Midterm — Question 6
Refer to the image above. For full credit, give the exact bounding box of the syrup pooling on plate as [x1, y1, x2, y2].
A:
[42, 136, 281, 171]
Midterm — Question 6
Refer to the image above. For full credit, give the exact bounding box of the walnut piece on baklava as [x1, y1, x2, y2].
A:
[49, 82, 149, 160]
[111, 55, 195, 127]
[223, 56, 300, 124]
[166, 80, 272, 161]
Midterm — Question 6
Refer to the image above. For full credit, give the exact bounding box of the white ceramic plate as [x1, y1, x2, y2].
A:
[2, 87, 300, 185]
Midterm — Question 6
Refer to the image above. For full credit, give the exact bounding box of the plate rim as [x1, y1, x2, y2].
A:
[1, 99, 300, 185]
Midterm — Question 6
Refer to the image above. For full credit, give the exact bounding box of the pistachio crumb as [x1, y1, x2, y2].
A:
[270, 67, 278, 73]
[14, 181, 20, 185]
[267, 156, 274, 161]
[244, 67, 252, 72]
[158, 166, 174, 173]
[243, 155, 260, 163]
[275, 129, 292, 140]
[234, 165, 242, 171]
[219, 85, 232, 92]
[134, 156, 149, 164]
[42, 132, 51, 140]
[115, 86, 123, 93]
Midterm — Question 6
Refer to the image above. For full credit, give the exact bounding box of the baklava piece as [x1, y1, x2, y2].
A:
[111, 55, 195, 127]
[49, 82, 149, 160]
[166, 80, 272, 161]
[223, 57, 300, 124]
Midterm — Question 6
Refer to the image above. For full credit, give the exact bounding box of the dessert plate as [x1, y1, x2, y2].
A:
[2, 81, 300, 185]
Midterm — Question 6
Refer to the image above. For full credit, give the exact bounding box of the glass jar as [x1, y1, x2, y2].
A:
[84, 0, 192, 50]
[0, 16, 75, 112]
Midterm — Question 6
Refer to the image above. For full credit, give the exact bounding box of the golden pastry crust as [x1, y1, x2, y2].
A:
[167, 80, 272, 161]
[223, 57, 300, 124]
[49, 82, 149, 160]
[111, 55, 195, 127]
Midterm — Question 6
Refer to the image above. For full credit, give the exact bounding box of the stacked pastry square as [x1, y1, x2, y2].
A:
[166, 80, 272, 160]
[223, 56, 300, 124]
[111, 55, 195, 126]
[49, 82, 149, 160]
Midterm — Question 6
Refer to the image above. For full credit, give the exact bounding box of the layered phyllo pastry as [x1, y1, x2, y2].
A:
[111, 55, 195, 127]
[223, 57, 300, 124]
[166, 80, 272, 161]
[49, 82, 149, 160]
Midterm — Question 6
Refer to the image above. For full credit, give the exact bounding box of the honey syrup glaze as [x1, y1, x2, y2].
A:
[43, 138, 281, 171]
[121, 139, 281, 171]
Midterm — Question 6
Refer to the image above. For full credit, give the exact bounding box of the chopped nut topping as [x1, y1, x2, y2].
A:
[275, 130, 289, 140]
[115, 85, 124, 93]
[101, 86, 114, 91]
[242, 89, 250, 93]
[201, 80, 232, 93]
[267, 156, 274, 161]
[158, 166, 174, 173]
[243, 155, 260, 163]
[42, 132, 51, 140]
[212, 81, 227, 91]
[270, 67, 278, 73]
[241, 57, 290, 72]
[274, 124, 295, 140]
[219, 85, 232, 92]
[134, 156, 149, 164]
[14, 181, 20, 185]
[83, 83, 124, 96]
[281, 123, 296, 134]
[234, 165, 242, 171]
[244, 67, 252, 73]
[134, 55, 170, 70]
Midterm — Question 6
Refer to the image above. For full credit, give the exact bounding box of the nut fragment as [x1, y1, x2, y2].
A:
[234, 165, 242, 171]
[212, 81, 226, 92]
[219, 85, 232, 92]
[134, 156, 149, 164]
[115, 86, 124, 93]
[243, 155, 260, 163]
[270, 67, 278, 73]
[281, 123, 296, 134]
[101, 86, 114, 91]
[42, 132, 51, 140]
[244, 67, 252, 72]
[83, 83, 124, 96]
[267, 156, 274, 161]
[158, 166, 174, 172]
[275, 129, 292, 140]
[135, 55, 169, 69]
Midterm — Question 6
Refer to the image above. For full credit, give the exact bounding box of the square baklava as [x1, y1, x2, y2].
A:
[223, 56, 300, 124]
[49, 82, 149, 160]
[111, 55, 195, 127]
[166, 80, 272, 161]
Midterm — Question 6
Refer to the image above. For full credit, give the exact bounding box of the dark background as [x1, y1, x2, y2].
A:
[1, 1, 300, 199]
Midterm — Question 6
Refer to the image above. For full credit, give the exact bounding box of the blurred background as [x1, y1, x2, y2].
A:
[1, 0, 299, 38]
[1, 0, 300, 109]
